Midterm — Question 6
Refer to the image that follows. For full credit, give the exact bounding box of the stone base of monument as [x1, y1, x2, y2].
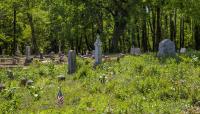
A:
[24, 58, 33, 66]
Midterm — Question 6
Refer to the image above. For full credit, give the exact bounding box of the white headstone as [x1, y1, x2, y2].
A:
[180, 48, 186, 54]
[157, 39, 176, 57]
[94, 34, 102, 65]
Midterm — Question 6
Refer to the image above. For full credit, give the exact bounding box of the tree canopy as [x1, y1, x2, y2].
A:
[0, 0, 200, 55]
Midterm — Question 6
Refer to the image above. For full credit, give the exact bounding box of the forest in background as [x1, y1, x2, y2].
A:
[0, 0, 200, 55]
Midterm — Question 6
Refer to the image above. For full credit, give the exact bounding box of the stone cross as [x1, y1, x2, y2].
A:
[94, 34, 102, 65]
[68, 50, 76, 74]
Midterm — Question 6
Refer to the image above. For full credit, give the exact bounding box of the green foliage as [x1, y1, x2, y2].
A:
[0, 53, 200, 113]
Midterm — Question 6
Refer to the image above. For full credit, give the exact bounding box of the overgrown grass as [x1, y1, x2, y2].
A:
[0, 52, 200, 114]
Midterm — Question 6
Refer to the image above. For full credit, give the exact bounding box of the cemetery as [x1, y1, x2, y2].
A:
[1, 0, 200, 114]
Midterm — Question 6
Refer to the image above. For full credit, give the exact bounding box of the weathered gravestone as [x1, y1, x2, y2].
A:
[130, 45, 141, 55]
[24, 46, 32, 65]
[58, 75, 65, 81]
[94, 34, 102, 65]
[15, 45, 21, 56]
[180, 48, 186, 54]
[68, 50, 76, 74]
[157, 39, 176, 57]
[26, 79, 34, 86]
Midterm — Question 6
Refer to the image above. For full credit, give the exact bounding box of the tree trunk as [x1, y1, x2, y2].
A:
[174, 9, 177, 49]
[170, 13, 174, 41]
[142, 6, 148, 52]
[111, 15, 127, 53]
[155, 5, 161, 51]
[137, 25, 140, 48]
[180, 16, 184, 48]
[149, 6, 156, 51]
[13, 4, 17, 55]
[194, 24, 200, 50]
[27, 13, 38, 54]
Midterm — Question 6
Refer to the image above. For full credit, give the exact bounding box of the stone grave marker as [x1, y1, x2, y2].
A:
[58, 75, 66, 81]
[68, 50, 76, 74]
[26, 79, 34, 86]
[130, 45, 141, 55]
[15, 45, 21, 56]
[157, 39, 176, 57]
[94, 34, 102, 65]
[180, 48, 186, 54]
[24, 46, 32, 65]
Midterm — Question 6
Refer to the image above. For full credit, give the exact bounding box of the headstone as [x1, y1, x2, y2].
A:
[130, 45, 141, 55]
[24, 46, 32, 65]
[180, 48, 186, 54]
[58, 75, 66, 81]
[0, 83, 5, 91]
[68, 50, 76, 74]
[94, 34, 102, 65]
[157, 39, 176, 57]
[134, 48, 141, 55]
[26, 46, 31, 59]
[26, 79, 34, 86]
[15, 45, 21, 56]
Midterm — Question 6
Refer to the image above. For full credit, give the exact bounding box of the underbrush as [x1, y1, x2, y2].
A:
[0, 52, 199, 114]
